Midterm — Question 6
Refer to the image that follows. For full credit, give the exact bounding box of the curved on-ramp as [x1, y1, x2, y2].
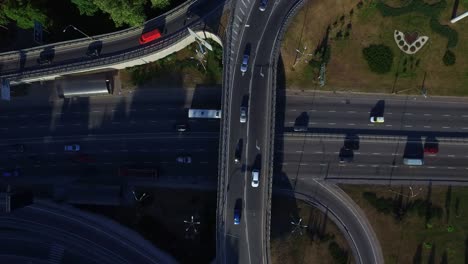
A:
[275, 181, 384, 264]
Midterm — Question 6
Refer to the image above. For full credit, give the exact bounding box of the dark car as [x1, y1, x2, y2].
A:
[8, 144, 25, 153]
[339, 148, 354, 163]
[259, 0, 268, 11]
[86, 48, 100, 58]
[37, 56, 52, 65]
[344, 139, 359, 151]
[234, 199, 242, 225]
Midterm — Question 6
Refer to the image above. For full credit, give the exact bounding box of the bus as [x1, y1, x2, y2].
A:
[188, 109, 221, 119]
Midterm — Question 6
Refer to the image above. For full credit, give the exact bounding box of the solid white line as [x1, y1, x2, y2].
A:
[328, 110, 336, 113]
[448, 167, 456, 170]
[299, 163, 308, 166]
[463, 127, 468, 130]
[424, 113, 431, 116]
[448, 155, 455, 157]
[328, 123, 336, 125]
[372, 153, 381, 155]
[443, 114, 451, 117]
[404, 113, 413, 115]
[295, 150, 303, 153]
[404, 125, 412, 128]
[315, 151, 323, 154]
[442, 126, 450, 129]
[347, 123, 356, 126]
[428, 166, 436, 169]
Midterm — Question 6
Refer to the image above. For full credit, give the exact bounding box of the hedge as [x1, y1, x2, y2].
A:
[443, 49, 456, 65]
[376, 0, 446, 17]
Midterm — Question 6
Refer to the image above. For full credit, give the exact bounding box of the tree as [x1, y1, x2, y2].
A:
[362, 44, 394, 74]
[93, 0, 147, 27]
[150, 0, 170, 9]
[0, 0, 48, 29]
[442, 49, 456, 66]
[71, 0, 99, 16]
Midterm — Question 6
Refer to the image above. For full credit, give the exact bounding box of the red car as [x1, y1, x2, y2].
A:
[139, 29, 162, 44]
[424, 144, 438, 154]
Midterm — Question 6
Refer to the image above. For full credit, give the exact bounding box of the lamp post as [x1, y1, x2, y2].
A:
[63, 25, 93, 40]
[292, 46, 313, 67]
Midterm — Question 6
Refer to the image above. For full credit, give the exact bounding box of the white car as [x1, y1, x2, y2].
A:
[370, 116, 384, 123]
[251, 169, 259, 188]
[64, 144, 80, 152]
[240, 55, 249, 73]
[240, 107, 247, 123]
[176, 156, 192, 164]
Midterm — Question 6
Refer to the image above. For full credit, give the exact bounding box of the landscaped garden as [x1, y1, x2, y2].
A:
[282, 0, 468, 96]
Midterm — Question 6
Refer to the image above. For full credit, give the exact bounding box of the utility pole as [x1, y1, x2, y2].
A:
[184, 215, 201, 239]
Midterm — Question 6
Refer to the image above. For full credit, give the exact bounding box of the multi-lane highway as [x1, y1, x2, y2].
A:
[0, 87, 220, 183]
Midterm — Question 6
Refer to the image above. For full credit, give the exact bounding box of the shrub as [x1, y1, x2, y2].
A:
[443, 49, 456, 65]
[362, 44, 394, 74]
[430, 18, 458, 48]
[376, 0, 447, 17]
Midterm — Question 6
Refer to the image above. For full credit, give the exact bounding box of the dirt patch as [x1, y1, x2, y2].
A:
[340, 184, 468, 264]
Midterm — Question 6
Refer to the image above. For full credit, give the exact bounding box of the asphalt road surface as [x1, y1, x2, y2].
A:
[280, 91, 468, 135]
[0, 87, 220, 183]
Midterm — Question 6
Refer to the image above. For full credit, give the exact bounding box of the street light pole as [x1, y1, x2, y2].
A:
[63, 25, 93, 40]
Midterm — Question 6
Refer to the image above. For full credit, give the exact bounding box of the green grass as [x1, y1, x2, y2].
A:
[341, 185, 468, 263]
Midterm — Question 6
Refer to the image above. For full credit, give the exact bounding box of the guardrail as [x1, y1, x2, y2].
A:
[0, 0, 199, 60]
[216, 0, 236, 263]
[1, 20, 206, 81]
[282, 132, 468, 144]
[265, 1, 308, 263]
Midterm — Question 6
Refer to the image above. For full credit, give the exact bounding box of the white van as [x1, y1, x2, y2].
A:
[403, 158, 423, 166]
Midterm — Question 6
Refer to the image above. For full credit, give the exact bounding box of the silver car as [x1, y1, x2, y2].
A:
[251, 169, 259, 188]
[240, 55, 249, 73]
[240, 107, 247, 123]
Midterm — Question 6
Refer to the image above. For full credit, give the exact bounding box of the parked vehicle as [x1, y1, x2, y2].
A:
[139, 29, 162, 44]
[234, 199, 242, 225]
[240, 55, 249, 73]
[339, 148, 354, 163]
[370, 116, 384, 123]
[259, 0, 268, 11]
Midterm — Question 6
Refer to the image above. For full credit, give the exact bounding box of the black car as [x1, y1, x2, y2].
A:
[86, 49, 100, 58]
[37, 57, 52, 65]
[344, 135, 359, 150]
[339, 148, 354, 163]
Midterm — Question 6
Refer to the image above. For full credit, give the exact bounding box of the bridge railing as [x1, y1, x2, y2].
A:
[0, 0, 198, 60]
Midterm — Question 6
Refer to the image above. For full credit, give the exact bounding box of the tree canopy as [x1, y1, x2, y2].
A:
[362, 44, 394, 74]
[0, 0, 48, 29]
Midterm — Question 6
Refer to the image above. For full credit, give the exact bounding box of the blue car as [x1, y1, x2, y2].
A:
[234, 208, 241, 225]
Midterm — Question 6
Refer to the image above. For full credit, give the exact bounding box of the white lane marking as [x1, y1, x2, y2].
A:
[289, 109, 297, 112]
[241, 0, 247, 8]
[328, 123, 336, 125]
[428, 166, 436, 169]
[310, 109, 317, 112]
[443, 114, 451, 117]
[288, 121, 295, 124]
[92, 110, 101, 113]
[448, 167, 456, 170]
[357, 164, 366, 167]
[371, 165, 379, 167]
[424, 113, 431, 116]
[299, 163, 308, 166]
[463, 115, 468, 118]
[448, 155, 455, 157]
[442, 126, 450, 129]
[347, 111, 356, 113]
[309, 122, 317, 125]
[372, 153, 381, 155]
[328, 110, 336, 113]
[404, 125, 412, 128]
[392, 153, 398, 156]
[319, 163, 327, 166]
[315, 151, 323, 154]
[385, 124, 392, 127]
[239, 8, 245, 15]
[367, 124, 374, 127]
[347, 123, 356, 126]
[463, 127, 468, 130]
[295, 150, 303, 153]
[355, 152, 361, 154]
[387, 112, 393, 115]
[404, 113, 413, 115]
